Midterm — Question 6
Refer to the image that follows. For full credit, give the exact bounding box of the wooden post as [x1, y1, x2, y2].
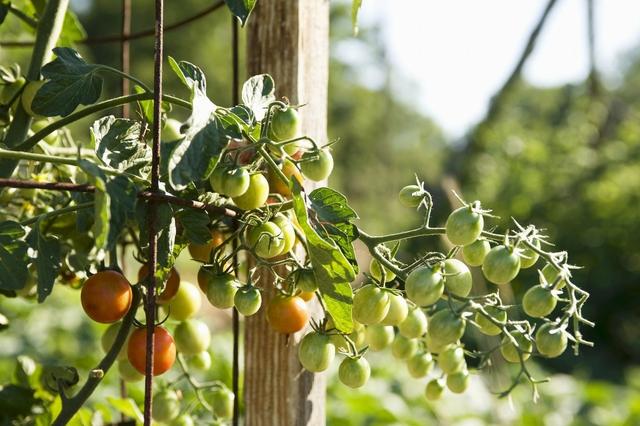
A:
[244, 1, 329, 425]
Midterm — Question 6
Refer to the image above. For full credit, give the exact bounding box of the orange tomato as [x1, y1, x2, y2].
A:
[127, 326, 176, 376]
[188, 229, 225, 263]
[137, 265, 180, 304]
[81, 271, 133, 323]
[266, 295, 309, 334]
[267, 159, 304, 197]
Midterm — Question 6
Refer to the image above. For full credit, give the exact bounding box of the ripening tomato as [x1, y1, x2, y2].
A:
[462, 239, 491, 266]
[338, 357, 370, 388]
[380, 293, 408, 326]
[522, 285, 557, 318]
[266, 295, 309, 334]
[425, 379, 444, 400]
[391, 334, 419, 360]
[101, 322, 129, 360]
[500, 331, 533, 363]
[162, 118, 183, 142]
[298, 290, 315, 302]
[127, 326, 176, 375]
[268, 107, 300, 143]
[137, 264, 180, 304]
[398, 307, 428, 339]
[438, 345, 466, 374]
[300, 149, 334, 182]
[152, 389, 180, 423]
[519, 239, 540, 269]
[443, 259, 472, 297]
[188, 229, 225, 263]
[226, 138, 256, 165]
[369, 258, 396, 282]
[446, 369, 470, 393]
[535, 323, 567, 358]
[81, 270, 132, 323]
[166, 281, 201, 321]
[427, 309, 466, 347]
[246, 221, 285, 259]
[211, 387, 235, 420]
[232, 173, 269, 210]
[272, 213, 296, 254]
[267, 159, 304, 197]
[405, 266, 444, 307]
[21, 80, 45, 117]
[117, 359, 144, 382]
[296, 268, 318, 293]
[174, 319, 211, 355]
[398, 184, 422, 208]
[352, 284, 390, 325]
[445, 205, 484, 246]
[234, 286, 262, 316]
[298, 332, 335, 372]
[206, 273, 239, 309]
[482, 245, 521, 285]
[474, 306, 507, 336]
[365, 324, 395, 351]
[407, 351, 434, 378]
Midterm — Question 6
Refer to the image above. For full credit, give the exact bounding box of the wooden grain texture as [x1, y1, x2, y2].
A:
[244, 1, 329, 425]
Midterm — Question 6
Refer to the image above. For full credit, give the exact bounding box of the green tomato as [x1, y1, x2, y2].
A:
[405, 266, 444, 306]
[210, 166, 226, 193]
[232, 173, 269, 210]
[206, 273, 239, 309]
[298, 332, 335, 372]
[424, 333, 449, 354]
[522, 285, 557, 318]
[425, 379, 445, 400]
[272, 213, 296, 254]
[338, 357, 370, 388]
[352, 284, 390, 325]
[1, 76, 25, 107]
[474, 306, 507, 336]
[220, 168, 250, 198]
[398, 184, 422, 207]
[300, 149, 334, 182]
[117, 359, 144, 382]
[446, 369, 470, 394]
[380, 293, 408, 326]
[427, 310, 466, 347]
[246, 221, 285, 259]
[152, 390, 180, 423]
[445, 205, 484, 246]
[268, 107, 300, 142]
[482, 245, 521, 285]
[172, 415, 194, 426]
[296, 268, 318, 293]
[535, 323, 568, 358]
[211, 387, 235, 420]
[31, 120, 58, 144]
[519, 239, 540, 269]
[21, 80, 45, 117]
[391, 334, 419, 360]
[369, 258, 396, 282]
[462, 239, 491, 266]
[500, 331, 533, 363]
[186, 351, 212, 371]
[443, 259, 472, 297]
[174, 319, 211, 355]
[541, 264, 566, 288]
[162, 118, 183, 142]
[438, 345, 466, 374]
[365, 324, 394, 351]
[167, 281, 201, 321]
[398, 307, 427, 338]
[328, 318, 365, 351]
[407, 352, 434, 378]
[234, 286, 262, 316]
[101, 322, 128, 360]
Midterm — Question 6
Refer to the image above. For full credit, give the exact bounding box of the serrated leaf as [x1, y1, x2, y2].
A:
[242, 74, 275, 121]
[325, 222, 359, 274]
[0, 221, 29, 291]
[106, 397, 143, 423]
[27, 223, 61, 303]
[309, 187, 359, 223]
[104, 176, 138, 251]
[92, 116, 150, 174]
[176, 209, 211, 245]
[292, 182, 354, 333]
[224, 0, 257, 26]
[33, 48, 103, 116]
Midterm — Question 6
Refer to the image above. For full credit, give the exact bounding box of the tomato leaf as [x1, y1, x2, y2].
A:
[33, 48, 103, 117]
[176, 209, 211, 245]
[0, 385, 39, 417]
[106, 397, 143, 424]
[136, 201, 179, 285]
[26, 223, 61, 303]
[92, 116, 150, 175]
[292, 181, 354, 333]
[78, 159, 109, 249]
[134, 85, 171, 124]
[0, 221, 29, 291]
[58, 9, 87, 46]
[224, 0, 257, 26]
[242, 74, 275, 121]
[104, 176, 138, 251]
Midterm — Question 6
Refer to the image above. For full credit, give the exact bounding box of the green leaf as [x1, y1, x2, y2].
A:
[78, 159, 109, 249]
[92, 116, 150, 174]
[292, 182, 354, 333]
[136, 202, 180, 284]
[134, 85, 171, 124]
[351, 0, 363, 35]
[242, 74, 275, 121]
[0, 4, 9, 26]
[107, 397, 144, 423]
[27, 223, 61, 303]
[0, 385, 38, 417]
[168, 114, 227, 191]
[0, 221, 29, 291]
[325, 222, 359, 274]
[176, 209, 211, 245]
[308, 187, 359, 223]
[58, 9, 87, 46]
[104, 176, 138, 250]
[168, 57, 208, 97]
[224, 0, 257, 26]
[34, 48, 103, 116]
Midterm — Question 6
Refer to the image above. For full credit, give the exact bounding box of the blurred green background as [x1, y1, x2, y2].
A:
[1, 0, 640, 424]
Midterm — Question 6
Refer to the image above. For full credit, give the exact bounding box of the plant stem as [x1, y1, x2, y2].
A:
[8, 5, 38, 28]
[52, 289, 141, 426]
[20, 202, 93, 226]
[100, 65, 153, 93]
